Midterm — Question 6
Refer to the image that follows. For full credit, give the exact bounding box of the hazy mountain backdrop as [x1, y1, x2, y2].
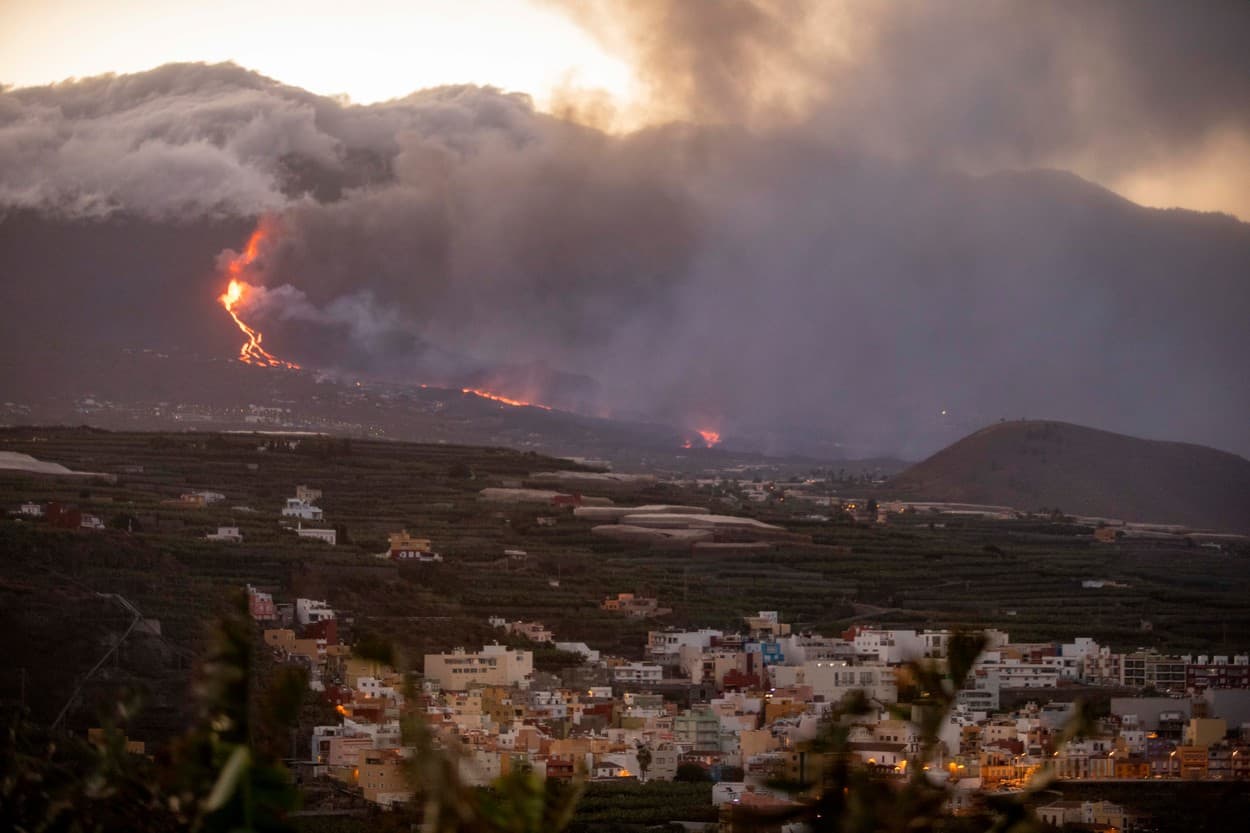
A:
[3, 63, 1249, 460]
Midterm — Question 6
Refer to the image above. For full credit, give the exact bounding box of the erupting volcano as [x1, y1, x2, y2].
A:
[218, 223, 299, 370]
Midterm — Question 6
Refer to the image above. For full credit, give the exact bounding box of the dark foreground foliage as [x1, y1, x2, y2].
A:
[2, 615, 1063, 833]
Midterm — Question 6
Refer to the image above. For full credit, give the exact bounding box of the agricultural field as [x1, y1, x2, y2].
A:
[2, 427, 1248, 740]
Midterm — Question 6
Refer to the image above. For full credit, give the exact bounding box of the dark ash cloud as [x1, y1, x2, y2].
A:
[558, 0, 1250, 216]
[3, 1, 1250, 459]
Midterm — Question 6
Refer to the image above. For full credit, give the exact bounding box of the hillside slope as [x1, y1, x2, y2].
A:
[888, 421, 1250, 532]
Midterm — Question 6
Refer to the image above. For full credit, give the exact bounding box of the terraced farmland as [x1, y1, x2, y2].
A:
[2, 428, 1247, 737]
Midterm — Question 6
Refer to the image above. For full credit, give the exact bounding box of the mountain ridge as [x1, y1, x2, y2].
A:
[4, 63, 1250, 459]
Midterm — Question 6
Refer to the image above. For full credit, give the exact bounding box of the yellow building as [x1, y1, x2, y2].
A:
[481, 686, 520, 725]
[339, 655, 399, 688]
[740, 728, 780, 761]
[1185, 718, 1227, 748]
[263, 628, 295, 648]
[423, 645, 533, 691]
[359, 751, 413, 807]
[1177, 745, 1209, 779]
[388, 530, 434, 558]
[763, 700, 808, 724]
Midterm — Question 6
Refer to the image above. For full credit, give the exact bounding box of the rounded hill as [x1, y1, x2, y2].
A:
[888, 420, 1250, 532]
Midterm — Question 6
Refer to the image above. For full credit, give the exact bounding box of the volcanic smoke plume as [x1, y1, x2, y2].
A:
[4, 2, 1250, 458]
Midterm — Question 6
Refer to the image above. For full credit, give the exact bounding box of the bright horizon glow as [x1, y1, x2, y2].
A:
[0, 0, 635, 111]
[2, 1, 1246, 219]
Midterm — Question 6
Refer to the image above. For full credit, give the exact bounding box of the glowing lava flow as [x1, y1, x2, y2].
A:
[218, 226, 299, 370]
[683, 428, 723, 449]
[697, 428, 722, 447]
[461, 387, 552, 410]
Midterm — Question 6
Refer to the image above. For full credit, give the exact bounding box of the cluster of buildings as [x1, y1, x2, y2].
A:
[13, 483, 339, 547]
[14, 500, 106, 530]
[280, 485, 337, 545]
[489, 617, 554, 643]
[177, 484, 335, 546]
[1035, 800, 1142, 831]
[248, 586, 348, 690]
[253, 592, 1248, 820]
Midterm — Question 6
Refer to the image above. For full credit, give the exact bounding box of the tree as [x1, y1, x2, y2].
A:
[4, 609, 1078, 833]
[635, 743, 652, 783]
[674, 763, 709, 783]
[0, 592, 302, 833]
[727, 631, 1074, 833]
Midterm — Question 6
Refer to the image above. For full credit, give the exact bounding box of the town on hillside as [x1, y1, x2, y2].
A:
[252, 583, 1249, 827]
[3, 428, 1248, 832]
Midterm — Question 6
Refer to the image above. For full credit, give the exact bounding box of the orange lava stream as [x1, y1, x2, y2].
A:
[681, 428, 722, 449]
[218, 225, 300, 370]
[461, 387, 552, 410]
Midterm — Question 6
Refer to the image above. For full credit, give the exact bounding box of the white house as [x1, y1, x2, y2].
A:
[356, 676, 400, 701]
[770, 661, 898, 704]
[851, 628, 929, 664]
[282, 498, 323, 521]
[848, 741, 908, 769]
[19, 502, 44, 517]
[613, 663, 664, 685]
[206, 526, 243, 543]
[296, 598, 335, 626]
[975, 653, 1061, 689]
[555, 642, 601, 663]
[295, 526, 336, 545]
[646, 628, 722, 660]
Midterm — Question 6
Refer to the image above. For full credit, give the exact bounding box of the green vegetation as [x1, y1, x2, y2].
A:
[2, 422, 1247, 833]
[0, 610, 1050, 833]
[2, 427, 1248, 741]
[0, 595, 301, 833]
[570, 781, 714, 828]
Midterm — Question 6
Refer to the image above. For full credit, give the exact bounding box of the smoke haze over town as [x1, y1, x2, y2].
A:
[8, 7, 1250, 832]
[3, 0, 1250, 459]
